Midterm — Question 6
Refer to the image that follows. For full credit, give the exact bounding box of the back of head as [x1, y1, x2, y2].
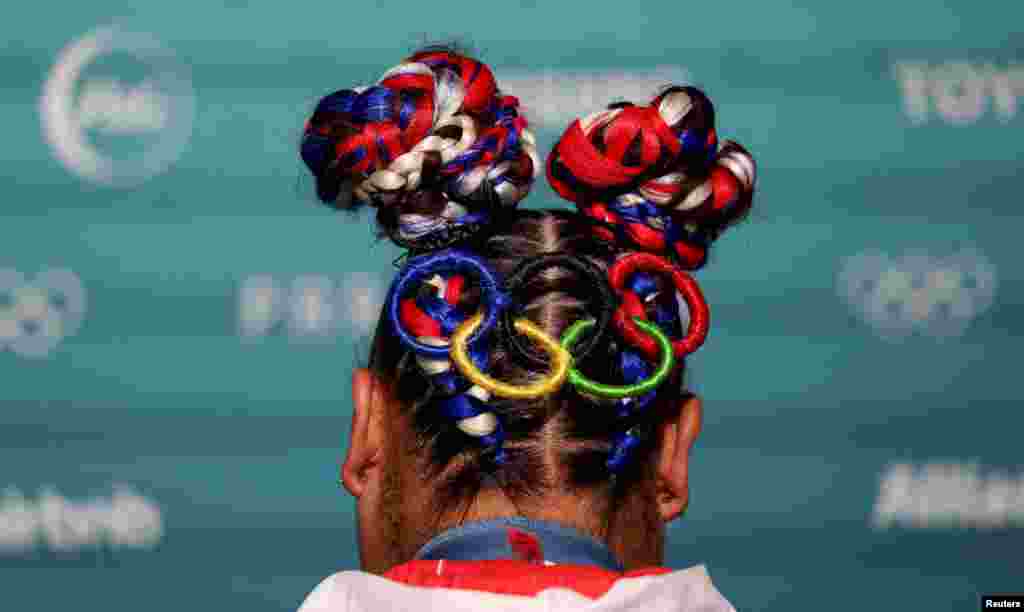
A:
[301, 47, 756, 572]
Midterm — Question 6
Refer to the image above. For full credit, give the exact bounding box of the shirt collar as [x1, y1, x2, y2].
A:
[412, 517, 625, 572]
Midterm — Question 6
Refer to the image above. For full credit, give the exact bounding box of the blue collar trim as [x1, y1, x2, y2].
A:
[412, 517, 624, 572]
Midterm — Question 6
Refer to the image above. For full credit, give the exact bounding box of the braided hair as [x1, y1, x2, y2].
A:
[302, 51, 756, 510]
[547, 86, 755, 270]
[301, 47, 539, 251]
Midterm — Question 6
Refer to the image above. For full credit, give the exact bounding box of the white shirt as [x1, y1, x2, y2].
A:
[297, 563, 736, 612]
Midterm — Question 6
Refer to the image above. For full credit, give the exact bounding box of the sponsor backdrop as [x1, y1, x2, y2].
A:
[1, 1, 1020, 610]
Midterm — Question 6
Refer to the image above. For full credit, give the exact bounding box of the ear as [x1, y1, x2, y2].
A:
[654, 395, 703, 522]
[341, 368, 388, 498]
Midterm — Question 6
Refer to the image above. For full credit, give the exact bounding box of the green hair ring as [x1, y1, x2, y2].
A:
[559, 317, 675, 399]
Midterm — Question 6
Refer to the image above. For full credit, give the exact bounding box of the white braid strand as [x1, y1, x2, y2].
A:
[410, 278, 498, 439]
[351, 61, 537, 218]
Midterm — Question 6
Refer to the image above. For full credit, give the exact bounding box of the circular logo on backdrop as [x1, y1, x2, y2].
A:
[838, 247, 997, 339]
[39, 25, 194, 186]
[0, 269, 86, 358]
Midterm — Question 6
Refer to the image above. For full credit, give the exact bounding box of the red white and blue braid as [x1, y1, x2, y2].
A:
[546, 86, 756, 270]
[301, 50, 539, 250]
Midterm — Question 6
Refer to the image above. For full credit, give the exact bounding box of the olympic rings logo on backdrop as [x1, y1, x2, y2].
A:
[894, 61, 1022, 125]
[238, 272, 386, 341]
[39, 24, 195, 186]
[837, 248, 996, 340]
[0, 269, 86, 359]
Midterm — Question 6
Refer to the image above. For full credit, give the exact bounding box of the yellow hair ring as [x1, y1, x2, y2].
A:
[451, 312, 571, 399]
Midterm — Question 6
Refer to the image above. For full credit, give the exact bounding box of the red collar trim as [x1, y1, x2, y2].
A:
[384, 559, 674, 599]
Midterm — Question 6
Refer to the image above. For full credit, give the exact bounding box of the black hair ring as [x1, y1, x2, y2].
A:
[500, 253, 616, 368]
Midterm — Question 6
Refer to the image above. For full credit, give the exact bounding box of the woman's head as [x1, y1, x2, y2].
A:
[301, 48, 755, 574]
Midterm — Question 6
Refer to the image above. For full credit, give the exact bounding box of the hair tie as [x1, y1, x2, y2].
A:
[560, 317, 675, 399]
[387, 249, 508, 357]
[387, 207, 493, 252]
[451, 313, 571, 400]
[609, 252, 710, 361]
[500, 253, 616, 368]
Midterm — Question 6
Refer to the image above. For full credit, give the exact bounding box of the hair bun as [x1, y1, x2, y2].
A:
[301, 49, 540, 251]
[546, 85, 756, 269]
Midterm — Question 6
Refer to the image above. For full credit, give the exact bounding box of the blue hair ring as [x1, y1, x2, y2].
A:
[387, 249, 508, 357]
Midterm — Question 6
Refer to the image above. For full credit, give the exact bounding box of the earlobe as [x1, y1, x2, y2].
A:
[341, 368, 385, 498]
[655, 395, 703, 522]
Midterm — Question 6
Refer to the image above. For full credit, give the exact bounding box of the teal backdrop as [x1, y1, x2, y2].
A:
[1, 1, 1021, 610]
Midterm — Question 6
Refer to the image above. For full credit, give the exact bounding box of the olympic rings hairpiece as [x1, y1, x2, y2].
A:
[609, 252, 710, 361]
[499, 253, 616, 368]
[388, 249, 509, 357]
[384, 245, 709, 474]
